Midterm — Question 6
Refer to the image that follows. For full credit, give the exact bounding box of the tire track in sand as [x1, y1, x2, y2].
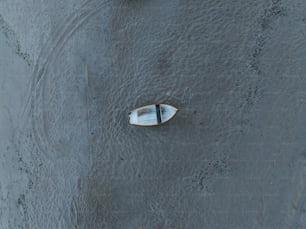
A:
[22, 0, 111, 161]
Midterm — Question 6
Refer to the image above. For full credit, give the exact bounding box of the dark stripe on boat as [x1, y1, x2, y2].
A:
[156, 104, 162, 124]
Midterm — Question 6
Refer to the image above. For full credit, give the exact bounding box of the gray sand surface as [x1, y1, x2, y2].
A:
[0, 0, 306, 228]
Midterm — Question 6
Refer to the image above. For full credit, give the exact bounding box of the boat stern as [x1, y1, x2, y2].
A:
[128, 111, 138, 124]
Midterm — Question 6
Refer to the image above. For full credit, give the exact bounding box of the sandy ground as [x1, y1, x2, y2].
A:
[0, 0, 306, 228]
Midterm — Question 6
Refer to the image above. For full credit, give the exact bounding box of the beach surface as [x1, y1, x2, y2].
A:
[0, 0, 306, 228]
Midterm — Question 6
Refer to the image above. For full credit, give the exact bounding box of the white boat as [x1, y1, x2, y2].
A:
[128, 104, 178, 126]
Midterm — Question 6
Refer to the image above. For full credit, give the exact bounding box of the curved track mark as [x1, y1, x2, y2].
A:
[22, 0, 111, 161]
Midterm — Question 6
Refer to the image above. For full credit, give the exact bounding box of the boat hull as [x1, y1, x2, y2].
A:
[128, 104, 178, 126]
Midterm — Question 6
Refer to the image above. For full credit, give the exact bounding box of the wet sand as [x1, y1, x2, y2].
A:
[0, 0, 306, 228]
